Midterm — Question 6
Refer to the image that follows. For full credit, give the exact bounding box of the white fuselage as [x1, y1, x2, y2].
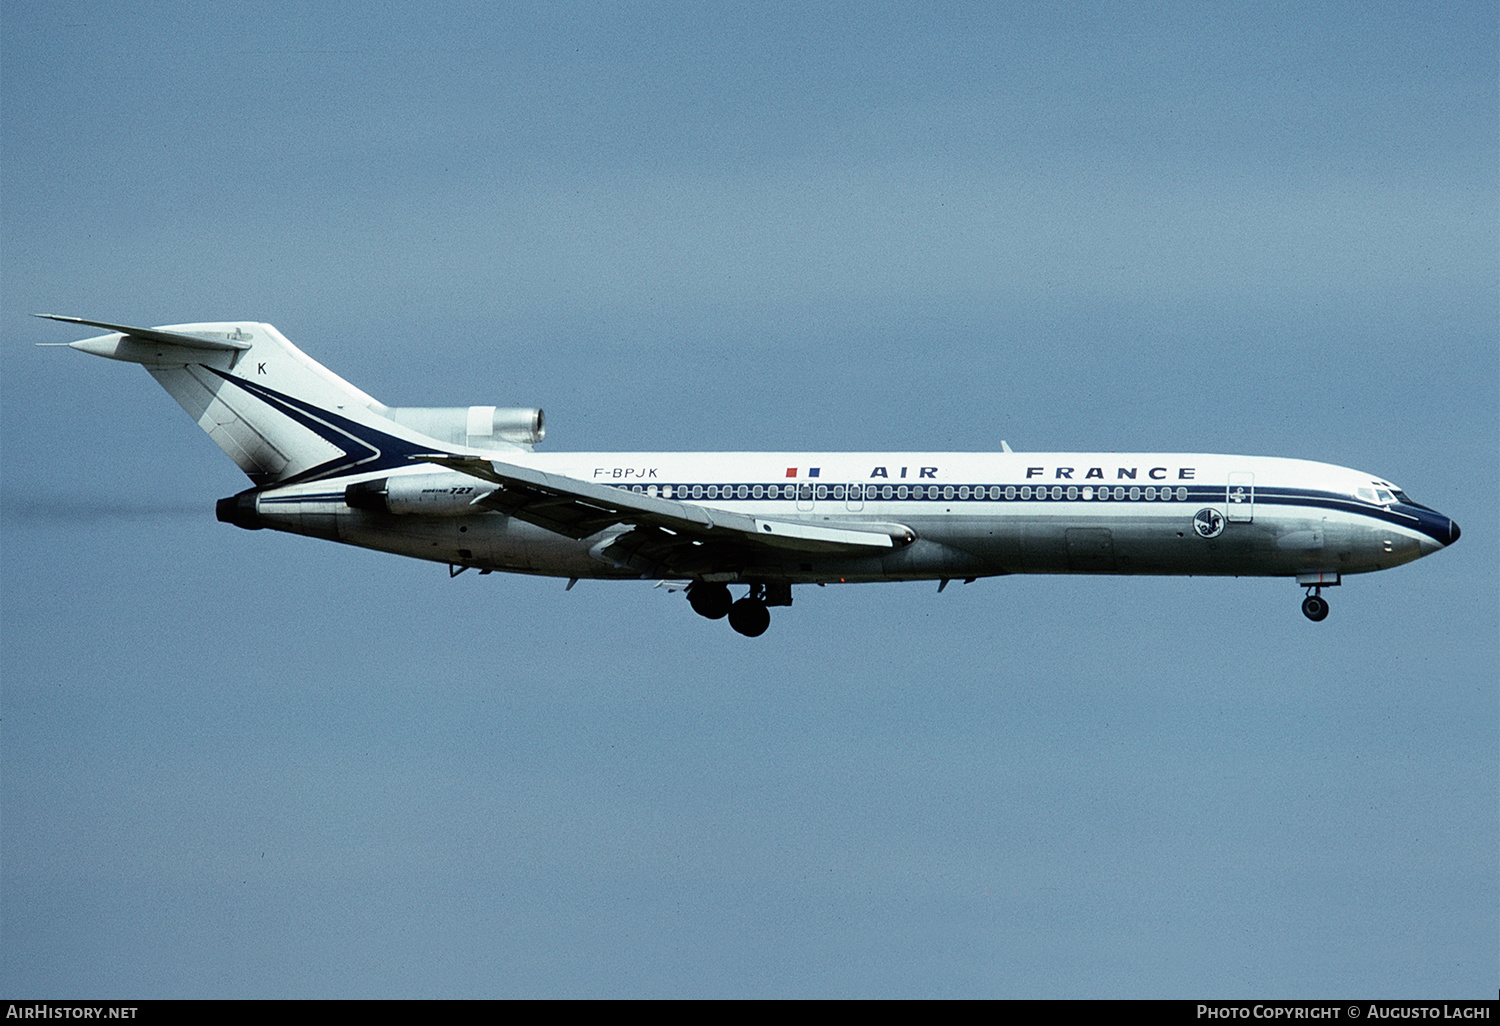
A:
[245, 451, 1454, 585]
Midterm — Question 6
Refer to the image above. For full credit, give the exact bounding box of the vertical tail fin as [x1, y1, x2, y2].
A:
[39, 316, 438, 486]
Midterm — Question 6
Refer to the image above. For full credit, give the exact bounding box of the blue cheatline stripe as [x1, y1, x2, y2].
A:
[582, 481, 1449, 543]
[260, 472, 1450, 545]
[203, 368, 449, 485]
[609, 481, 1200, 503]
[260, 493, 346, 505]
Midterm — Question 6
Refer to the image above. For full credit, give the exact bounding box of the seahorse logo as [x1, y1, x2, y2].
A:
[1193, 508, 1225, 539]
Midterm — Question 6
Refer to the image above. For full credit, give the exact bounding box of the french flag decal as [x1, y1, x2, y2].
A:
[785, 467, 820, 478]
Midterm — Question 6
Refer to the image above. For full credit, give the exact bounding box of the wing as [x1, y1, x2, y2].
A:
[417, 454, 914, 578]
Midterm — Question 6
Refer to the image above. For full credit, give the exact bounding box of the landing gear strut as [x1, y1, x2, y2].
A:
[1301, 590, 1330, 622]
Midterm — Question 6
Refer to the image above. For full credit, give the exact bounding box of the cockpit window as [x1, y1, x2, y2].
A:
[1390, 488, 1434, 511]
[1356, 484, 1406, 505]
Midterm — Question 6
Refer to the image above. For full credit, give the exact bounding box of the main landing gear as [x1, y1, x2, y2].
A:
[686, 582, 786, 637]
[728, 596, 771, 637]
[1301, 589, 1330, 622]
[687, 581, 733, 620]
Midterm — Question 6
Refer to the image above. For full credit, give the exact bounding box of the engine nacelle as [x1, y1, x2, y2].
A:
[385, 406, 545, 448]
[345, 474, 497, 515]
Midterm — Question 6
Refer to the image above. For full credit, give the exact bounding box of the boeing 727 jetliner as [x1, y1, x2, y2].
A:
[40, 316, 1460, 636]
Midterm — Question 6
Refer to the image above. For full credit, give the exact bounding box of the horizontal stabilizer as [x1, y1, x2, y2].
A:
[34, 315, 252, 352]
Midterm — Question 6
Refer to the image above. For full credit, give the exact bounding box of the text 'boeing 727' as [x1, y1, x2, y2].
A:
[39, 316, 1460, 636]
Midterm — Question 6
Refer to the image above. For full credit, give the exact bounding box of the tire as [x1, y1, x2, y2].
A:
[688, 582, 733, 620]
[1302, 594, 1329, 622]
[727, 598, 771, 637]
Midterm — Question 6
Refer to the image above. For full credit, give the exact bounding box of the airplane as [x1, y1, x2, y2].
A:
[38, 315, 1460, 636]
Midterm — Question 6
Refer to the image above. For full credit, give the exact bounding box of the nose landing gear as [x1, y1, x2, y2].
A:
[1301, 590, 1330, 622]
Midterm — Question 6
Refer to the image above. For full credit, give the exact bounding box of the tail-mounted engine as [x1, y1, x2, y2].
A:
[385, 406, 544, 449]
[345, 473, 498, 515]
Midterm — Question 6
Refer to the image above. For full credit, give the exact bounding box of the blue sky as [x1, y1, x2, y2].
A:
[3, 1, 1495, 997]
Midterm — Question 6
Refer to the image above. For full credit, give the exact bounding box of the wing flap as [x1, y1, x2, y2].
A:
[751, 518, 901, 549]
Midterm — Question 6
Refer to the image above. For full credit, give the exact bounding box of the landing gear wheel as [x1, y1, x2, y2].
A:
[1302, 594, 1329, 622]
[727, 598, 771, 637]
[687, 582, 732, 620]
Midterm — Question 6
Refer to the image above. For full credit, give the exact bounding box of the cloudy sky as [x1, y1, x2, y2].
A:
[3, 1, 1495, 997]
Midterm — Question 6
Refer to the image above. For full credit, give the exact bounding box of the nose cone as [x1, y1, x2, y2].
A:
[1413, 508, 1460, 556]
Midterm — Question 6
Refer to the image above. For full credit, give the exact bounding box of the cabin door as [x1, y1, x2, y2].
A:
[796, 481, 816, 513]
[1227, 471, 1255, 522]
